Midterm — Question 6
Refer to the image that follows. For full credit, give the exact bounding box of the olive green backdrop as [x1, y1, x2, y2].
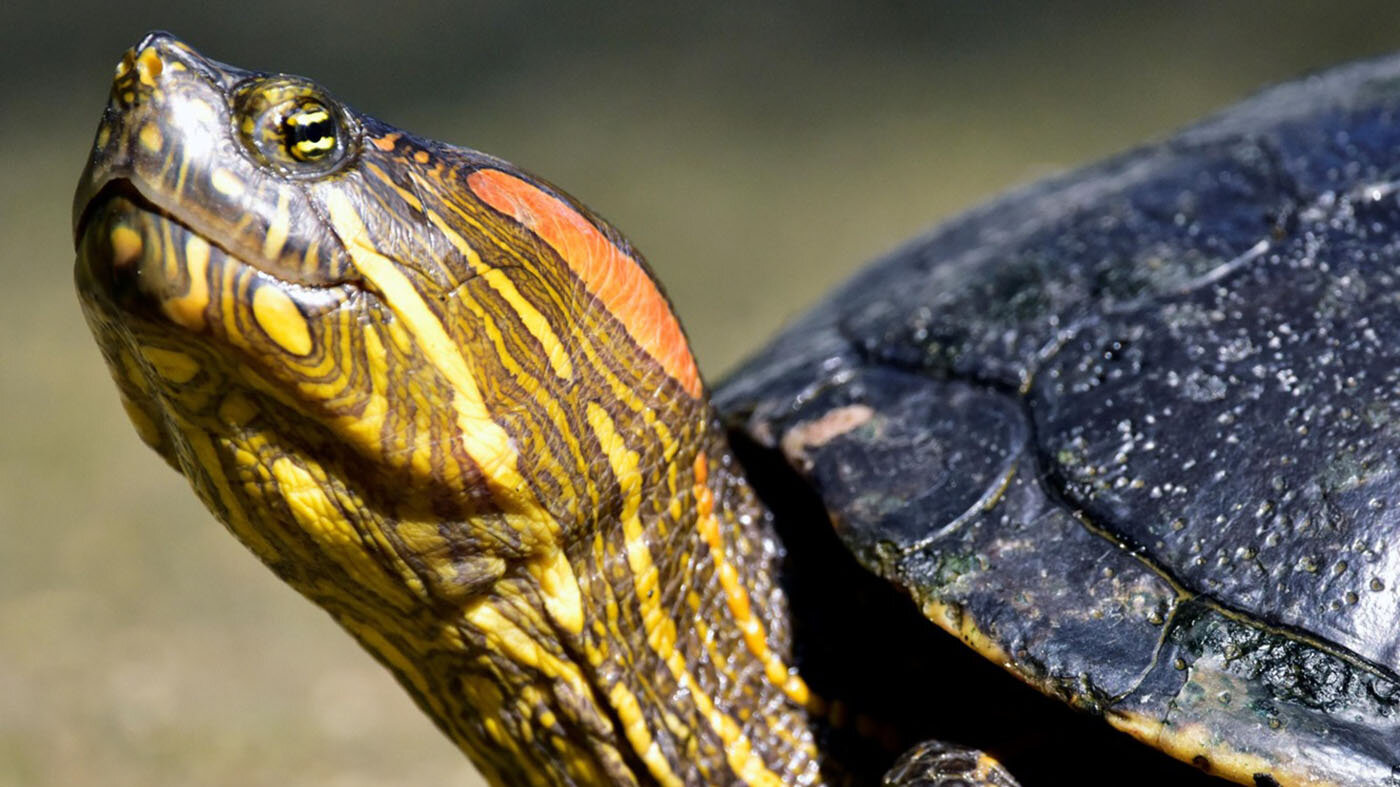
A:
[4, 3, 1400, 785]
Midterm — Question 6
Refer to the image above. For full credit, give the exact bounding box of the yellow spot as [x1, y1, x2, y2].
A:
[251, 285, 312, 355]
[110, 225, 143, 268]
[163, 235, 210, 330]
[211, 168, 244, 197]
[217, 391, 258, 427]
[138, 124, 162, 153]
[262, 190, 290, 259]
[118, 350, 149, 394]
[139, 346, 200, 383]
[95, 124, 111, 149]
[135, 47, 162, 86]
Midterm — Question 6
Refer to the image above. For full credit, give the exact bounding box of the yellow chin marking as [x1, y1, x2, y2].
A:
[138, 123, 163, 153]
[139, 346, 200, 383]
[180, 425, 280, 565]
[217, 390, 259, 428]
[250, 284, 313, 355]
[110, 225, 143, 267]
[134, 46, 162, 86]
[395, 519, 449, 560]
[163, 235, 210, 331]
[463, 601, 596, 700]
[210, 168, 245, 198]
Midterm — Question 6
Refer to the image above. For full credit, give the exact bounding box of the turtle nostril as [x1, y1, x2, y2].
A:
[110, 44, 164, 108]
[135, 47, 163, 86]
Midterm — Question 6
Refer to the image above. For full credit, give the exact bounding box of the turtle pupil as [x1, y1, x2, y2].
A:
[283, 104, 336, 161]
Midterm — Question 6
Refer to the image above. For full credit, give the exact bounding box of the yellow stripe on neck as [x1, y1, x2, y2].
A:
[586, 402, 787, 787]
[323, 190, 583, 636]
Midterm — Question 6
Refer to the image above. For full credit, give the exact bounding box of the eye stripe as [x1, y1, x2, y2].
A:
[286, 107, 330, 127]
[234, 80, 352, 172]
[285, 104, 336, 161]
[466, 168, 702, 400]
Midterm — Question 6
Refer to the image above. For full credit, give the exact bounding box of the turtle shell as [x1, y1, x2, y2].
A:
[716, 54, 1400, 784]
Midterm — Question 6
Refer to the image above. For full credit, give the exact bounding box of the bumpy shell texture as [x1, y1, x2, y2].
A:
[719, 54, 1400, 784]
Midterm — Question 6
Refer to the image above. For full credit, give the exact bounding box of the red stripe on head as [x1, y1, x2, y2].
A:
[466, 168, 703, 399]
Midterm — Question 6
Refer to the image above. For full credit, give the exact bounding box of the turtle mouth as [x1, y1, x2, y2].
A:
[76, 177, 150, 238]
[75, 177, 187, 316]
[75, 174, 360, 338]
[81, 165, 358, 274]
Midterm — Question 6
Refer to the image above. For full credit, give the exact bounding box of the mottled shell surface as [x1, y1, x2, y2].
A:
[718, 54, 1400, 782]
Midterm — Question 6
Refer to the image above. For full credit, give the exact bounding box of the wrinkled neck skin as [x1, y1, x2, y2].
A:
[427, 423, 824, 786]
[80, 158, 833, 785]
[142, 343, 827, 785]
[251, 411, 823, 786]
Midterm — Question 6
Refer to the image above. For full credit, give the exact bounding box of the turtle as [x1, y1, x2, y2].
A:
[72, 31, 1400, 786]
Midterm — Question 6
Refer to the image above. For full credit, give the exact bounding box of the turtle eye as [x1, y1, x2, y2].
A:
[283, 102, 336, 161]
[235, 78, 357, 176]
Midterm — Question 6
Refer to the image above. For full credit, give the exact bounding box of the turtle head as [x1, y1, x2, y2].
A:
[75, 33, 362, 469]
[75, 33, 787, 784]
[74, 30, 711, 556]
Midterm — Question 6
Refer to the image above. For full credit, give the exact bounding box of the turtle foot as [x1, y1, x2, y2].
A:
[883, 741, 1020, 787]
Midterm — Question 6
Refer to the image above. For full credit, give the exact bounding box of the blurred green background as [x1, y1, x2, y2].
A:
[4, 3, 1400, 785]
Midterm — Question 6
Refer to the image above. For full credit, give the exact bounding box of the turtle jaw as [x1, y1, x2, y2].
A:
[71, 32, 367, 467]
[73, 183, 211, 467]
[73, 171, 362, 490]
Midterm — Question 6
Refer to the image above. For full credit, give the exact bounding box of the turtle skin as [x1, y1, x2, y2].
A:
[718, 54, 1400, 785]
